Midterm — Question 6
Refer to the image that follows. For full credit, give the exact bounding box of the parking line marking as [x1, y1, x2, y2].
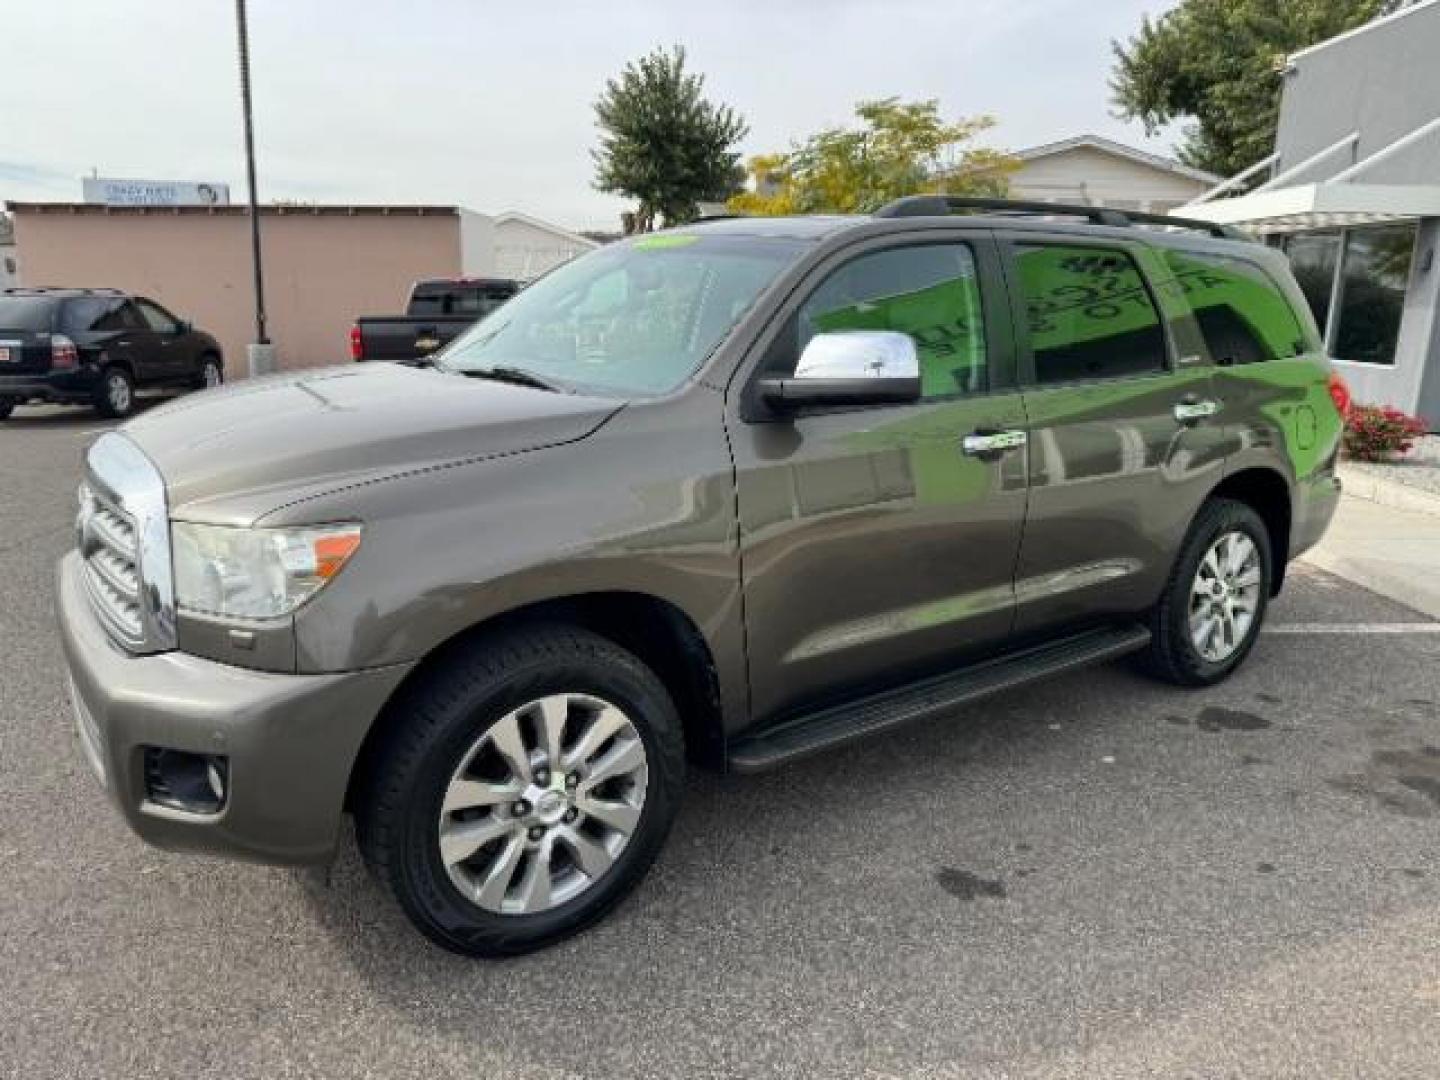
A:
[1265, 623, 1440, 634]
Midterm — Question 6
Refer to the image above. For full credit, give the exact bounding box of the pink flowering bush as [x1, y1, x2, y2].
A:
[1342, 405, 1429, 463]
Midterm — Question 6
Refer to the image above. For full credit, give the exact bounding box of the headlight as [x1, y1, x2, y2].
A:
[171, 522, 362, 619]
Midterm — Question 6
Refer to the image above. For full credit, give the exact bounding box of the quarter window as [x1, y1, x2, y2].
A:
[795, 243, 987, 399]
[1013, 245, 1167, 384]
[1163, 250, 1310, 364]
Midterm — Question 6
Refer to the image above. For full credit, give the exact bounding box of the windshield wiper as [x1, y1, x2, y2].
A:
[455, 365, 567, 393]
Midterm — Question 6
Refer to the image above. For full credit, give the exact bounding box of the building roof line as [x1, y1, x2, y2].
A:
[1013, 133, 1221, 184]
[491, 210, 601, 249]
[3, 201, 460, 216]
[1289, 0, 1440, 62]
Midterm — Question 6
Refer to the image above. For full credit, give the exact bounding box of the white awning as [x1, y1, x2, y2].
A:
[1179, 183, 1440, 235]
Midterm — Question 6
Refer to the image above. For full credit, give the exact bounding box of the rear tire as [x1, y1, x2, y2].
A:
[0, 398, 14, 420]
[94, 366, 135, 419]
[1139, 498, 1273, 687]
[194, 355, 224, 391]
[355, 624, 685, 957]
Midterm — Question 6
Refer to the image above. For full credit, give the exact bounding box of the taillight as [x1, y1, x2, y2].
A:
[51, 333, 79, 370]
[1327, 371, 1352, 419]
[349, 326, 364, 361]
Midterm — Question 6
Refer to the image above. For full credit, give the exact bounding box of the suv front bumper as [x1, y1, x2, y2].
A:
[56, 552, 412, 865]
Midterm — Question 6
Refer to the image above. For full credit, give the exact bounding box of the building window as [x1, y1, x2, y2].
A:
[1280, 232, 1341, 336]
[1333, 224, 1417, 366]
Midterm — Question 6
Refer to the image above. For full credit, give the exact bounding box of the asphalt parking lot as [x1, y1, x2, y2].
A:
[2, 403, 1438, 1079]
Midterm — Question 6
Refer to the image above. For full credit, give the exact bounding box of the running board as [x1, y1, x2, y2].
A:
[727, 624, 1151, 773]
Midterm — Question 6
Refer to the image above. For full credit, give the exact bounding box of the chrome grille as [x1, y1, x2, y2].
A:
[78, 433, 176, 654]
[80, 491, 144, 645]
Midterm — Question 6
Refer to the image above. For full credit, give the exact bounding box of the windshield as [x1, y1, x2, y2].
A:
[436, 233, 805, 396]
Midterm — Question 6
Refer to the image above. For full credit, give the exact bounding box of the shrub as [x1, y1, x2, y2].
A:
[1342, 405, 1429, 463]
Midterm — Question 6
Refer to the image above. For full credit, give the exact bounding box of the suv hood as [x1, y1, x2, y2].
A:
[120, 363, 624, 522]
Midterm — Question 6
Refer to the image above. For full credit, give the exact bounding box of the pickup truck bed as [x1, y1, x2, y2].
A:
[353, 278, 519, 365]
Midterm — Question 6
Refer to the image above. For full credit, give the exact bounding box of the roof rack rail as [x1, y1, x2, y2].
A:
[872, 195, 1250, 240]
[2, 286, 125, 295]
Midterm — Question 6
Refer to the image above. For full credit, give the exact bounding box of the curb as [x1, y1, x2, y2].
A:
[1336, 464, 1440, 519]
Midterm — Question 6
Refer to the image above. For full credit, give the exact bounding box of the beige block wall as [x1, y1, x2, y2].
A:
[12, 209, 461, 377]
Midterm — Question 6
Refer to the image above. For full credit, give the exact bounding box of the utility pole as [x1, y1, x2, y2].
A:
[235, 0, 273, 375]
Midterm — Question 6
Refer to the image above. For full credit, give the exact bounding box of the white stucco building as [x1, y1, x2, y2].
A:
[459, 210, 598, 281]
[1008, 134, 1220, 215]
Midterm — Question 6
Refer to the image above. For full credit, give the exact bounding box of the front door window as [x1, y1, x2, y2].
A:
[794, 243, 988, 398]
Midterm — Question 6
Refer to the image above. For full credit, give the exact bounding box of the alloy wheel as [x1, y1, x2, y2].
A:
[1188, 530, 1263, 663]
[107, 373, 132, 414]
[203, 361, 222, 388]
[437, 693, 649, 915]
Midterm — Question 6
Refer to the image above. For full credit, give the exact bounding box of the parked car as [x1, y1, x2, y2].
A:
[58, 199, 1346, 957]
[351, 277, 520, 365]
[0, 288, 223, 420]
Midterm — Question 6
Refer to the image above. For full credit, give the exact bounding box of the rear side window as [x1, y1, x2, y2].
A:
[0, 296, 57, 331]
[410, 284, 516, 317]
[110, 301, 147, 330]
[795, 243, 988, 399]
[135, 299, 178, 333]
[62, 298, 119, 332]
[1163, 250, 1309, 364]
[1012, 245, 1167, 384]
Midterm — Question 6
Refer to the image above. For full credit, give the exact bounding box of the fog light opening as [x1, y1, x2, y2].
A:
[143, 747, 229, 815]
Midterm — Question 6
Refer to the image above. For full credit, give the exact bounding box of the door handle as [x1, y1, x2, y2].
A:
[961, 429, 1027, 456]
[1173, 398, 1221, 424]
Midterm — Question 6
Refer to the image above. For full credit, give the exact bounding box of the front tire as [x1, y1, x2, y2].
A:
[1140, 498, 1273, 687]
[0, 398, 14, 420]
[94, 366, 135, 419]
[356, 624, 685, 957]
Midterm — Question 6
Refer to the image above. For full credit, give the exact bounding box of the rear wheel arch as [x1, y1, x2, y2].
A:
[1206, 467, 1292, 595]
[346, 591, 725, 811]
[99, 353, 134, 377]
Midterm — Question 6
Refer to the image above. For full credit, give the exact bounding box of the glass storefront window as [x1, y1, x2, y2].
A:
[1333, 224, 1417, 366]
[1280, 232, 1341, 335]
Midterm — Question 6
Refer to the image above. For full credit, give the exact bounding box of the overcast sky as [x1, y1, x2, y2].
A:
[2, 0, 1180, 231]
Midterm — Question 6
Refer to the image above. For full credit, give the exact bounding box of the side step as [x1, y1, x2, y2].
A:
[727, 623, 1151, 773]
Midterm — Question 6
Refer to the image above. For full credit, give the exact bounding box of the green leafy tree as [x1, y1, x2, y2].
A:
[1111, 0, 1399, 177]
[729, 98, 1017, 216]
[593, 46, 748, 232]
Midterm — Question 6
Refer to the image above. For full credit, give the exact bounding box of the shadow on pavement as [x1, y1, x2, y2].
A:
[287, 660, 1237, 1076]
[3, 400, 162, 429]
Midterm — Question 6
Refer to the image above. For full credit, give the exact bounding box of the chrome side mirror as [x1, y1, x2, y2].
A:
[758, 331, 921, 409]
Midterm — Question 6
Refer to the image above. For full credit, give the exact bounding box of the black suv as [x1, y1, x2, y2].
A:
[0, 288, 224, 420]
